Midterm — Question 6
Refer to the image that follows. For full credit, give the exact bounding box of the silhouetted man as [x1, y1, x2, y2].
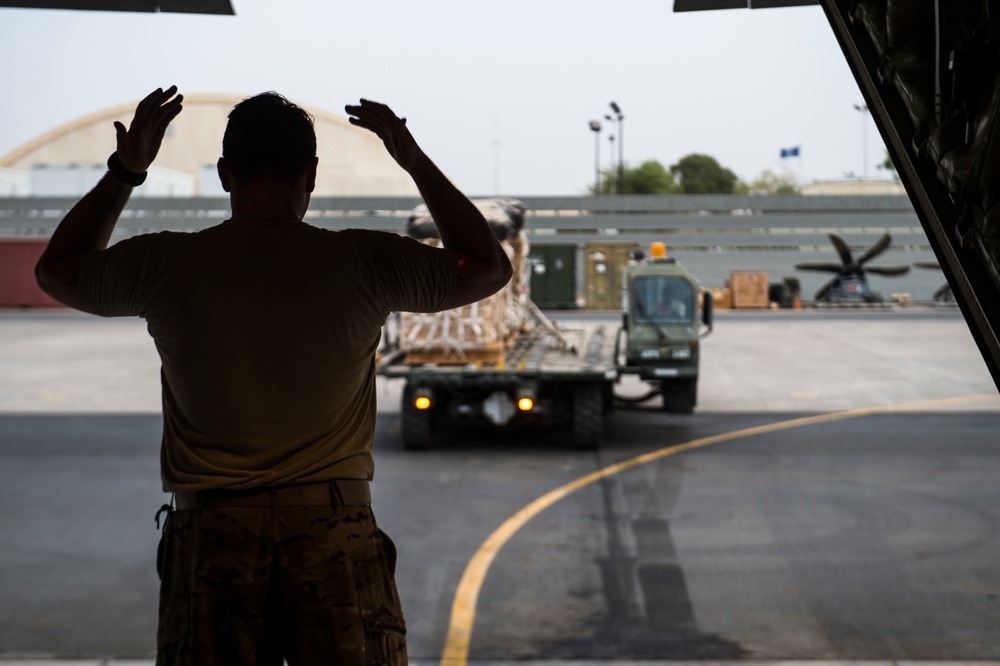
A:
[35, 86, 512, 666]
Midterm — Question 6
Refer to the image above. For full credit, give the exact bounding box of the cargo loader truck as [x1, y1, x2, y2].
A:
[376, 203, 713, 449]
[615, 242, 714, 415]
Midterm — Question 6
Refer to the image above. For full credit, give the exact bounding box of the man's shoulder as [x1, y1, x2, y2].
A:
[324, 228, 414, 253]
[329, 227, 395, 239]
[104, 229, 185, 252]
[335, 228, 422, 247]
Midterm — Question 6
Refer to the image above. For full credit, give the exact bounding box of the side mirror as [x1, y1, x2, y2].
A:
[621, 289, 630, 332]
[701, 290, 714, 335]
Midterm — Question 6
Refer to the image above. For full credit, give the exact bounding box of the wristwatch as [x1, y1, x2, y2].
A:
[107, 152, 148, 187]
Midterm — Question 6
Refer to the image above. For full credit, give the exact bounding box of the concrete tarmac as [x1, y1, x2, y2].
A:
[2, 308, 998, 415]
[1, 307, 998, 663]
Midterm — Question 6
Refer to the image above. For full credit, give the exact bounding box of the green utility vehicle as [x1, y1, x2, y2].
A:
[616, 242, 714, 414]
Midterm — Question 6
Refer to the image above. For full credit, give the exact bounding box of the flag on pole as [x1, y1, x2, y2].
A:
[780, 146, 800, 158]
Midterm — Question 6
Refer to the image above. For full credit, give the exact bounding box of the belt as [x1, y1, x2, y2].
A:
[174, 479, 371, 511]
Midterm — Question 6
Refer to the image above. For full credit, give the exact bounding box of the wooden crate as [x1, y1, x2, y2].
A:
[708, 287, 732, 309]
[729, 271, 769, 308]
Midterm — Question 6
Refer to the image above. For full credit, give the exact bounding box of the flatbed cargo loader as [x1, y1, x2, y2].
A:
[378, 301, 619, 450]
[377, 240, 714, 450]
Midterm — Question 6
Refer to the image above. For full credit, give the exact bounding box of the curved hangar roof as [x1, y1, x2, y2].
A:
[0, 94, 419, 196]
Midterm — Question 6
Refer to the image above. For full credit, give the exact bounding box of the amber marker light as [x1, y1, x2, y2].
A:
[415, 396, 432, 410]
[518, 397, 534, 411]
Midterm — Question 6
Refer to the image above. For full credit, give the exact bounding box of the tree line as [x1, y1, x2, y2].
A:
[589, 153, 799, 195]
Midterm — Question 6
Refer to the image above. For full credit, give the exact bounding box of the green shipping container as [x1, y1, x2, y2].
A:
[528, 244, 577, 309]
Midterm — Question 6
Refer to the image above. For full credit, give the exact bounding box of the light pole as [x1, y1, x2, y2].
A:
[589, 120, 602, 194]
[604, 114, 616, 193]
[607, 134, 615, 191]
[610, 101, 624, 194]
[853, 103, 869, 179]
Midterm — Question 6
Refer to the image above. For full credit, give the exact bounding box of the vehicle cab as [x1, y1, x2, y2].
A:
[618, 242, 713, 412]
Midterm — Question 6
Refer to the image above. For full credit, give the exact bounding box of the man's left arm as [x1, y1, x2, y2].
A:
[35, 86, 183, 312]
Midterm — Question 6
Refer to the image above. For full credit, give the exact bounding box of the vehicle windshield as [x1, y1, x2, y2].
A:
[633, 276, 694, 324]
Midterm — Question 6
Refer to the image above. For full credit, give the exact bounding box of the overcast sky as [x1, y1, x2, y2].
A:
[0, 1, 888, 196]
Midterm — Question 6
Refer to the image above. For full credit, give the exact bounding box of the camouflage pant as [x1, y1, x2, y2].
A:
[156, 502, 407, 666]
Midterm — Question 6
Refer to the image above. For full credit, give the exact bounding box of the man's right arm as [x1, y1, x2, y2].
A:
[36, 86, 183, 312]
[345, 100, 512, 309]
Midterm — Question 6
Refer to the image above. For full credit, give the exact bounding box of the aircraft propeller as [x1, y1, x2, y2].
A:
[795, 232, 910, 301]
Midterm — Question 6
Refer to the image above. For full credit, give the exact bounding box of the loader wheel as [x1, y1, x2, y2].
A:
[572, 383, 604, 450]
[401, 385, 433, 450]
[662, 379, 696, 415]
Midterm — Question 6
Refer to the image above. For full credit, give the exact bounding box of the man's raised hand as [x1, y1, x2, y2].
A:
[345, 99, 423, 173]
[115, 86, 184, 174]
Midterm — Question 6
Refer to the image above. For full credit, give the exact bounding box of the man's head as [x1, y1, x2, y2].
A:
[221, 92, 317, 184]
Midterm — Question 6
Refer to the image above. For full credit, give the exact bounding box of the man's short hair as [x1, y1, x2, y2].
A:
[223, 92, 317, 182]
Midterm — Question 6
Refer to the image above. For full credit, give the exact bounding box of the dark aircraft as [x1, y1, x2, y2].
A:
[915, 261, 955, 303]
[795, 233, 910, 303]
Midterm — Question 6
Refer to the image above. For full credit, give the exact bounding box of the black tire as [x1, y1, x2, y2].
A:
[662, 379, 696, 414]
[401, 385, 433, 450]
[572, 383, 604, 450]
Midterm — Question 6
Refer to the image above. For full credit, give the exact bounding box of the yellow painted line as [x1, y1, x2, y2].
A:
[438, 394, 998, 666]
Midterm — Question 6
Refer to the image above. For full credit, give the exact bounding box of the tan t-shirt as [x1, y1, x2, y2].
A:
[78, 216, 455, 491]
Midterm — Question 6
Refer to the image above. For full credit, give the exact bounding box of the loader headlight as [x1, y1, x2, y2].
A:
[414, 389, 432, 410]
[517, 387, 536, 412]
[640, 348, 661, 360]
